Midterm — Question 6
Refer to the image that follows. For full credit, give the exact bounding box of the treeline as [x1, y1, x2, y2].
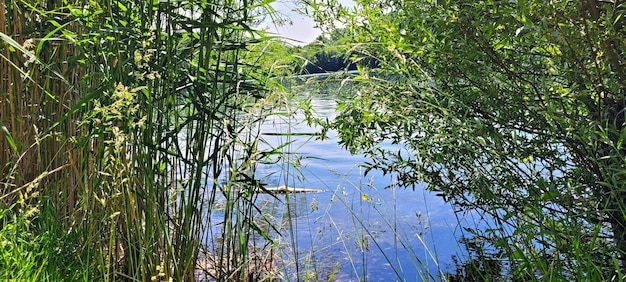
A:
[246, 28, 378, 78]
[296, 44, 360, 73]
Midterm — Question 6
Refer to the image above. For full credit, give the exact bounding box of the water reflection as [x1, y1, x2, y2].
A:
[247, 88, 462, 281]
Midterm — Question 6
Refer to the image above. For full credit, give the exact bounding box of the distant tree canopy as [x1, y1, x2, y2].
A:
[299, 43, 357, 73]
[247, 28, 378, 77]
[297, 29, 379, 73]
[312, 0, 626, 280]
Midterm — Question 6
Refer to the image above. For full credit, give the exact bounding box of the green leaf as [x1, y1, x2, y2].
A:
[540, 191, 559, 201]
[510, 249, 525, 259]
[0, 120, 18, 155]
[0, 31, 70, 96]
[117, 2, 128, 12]
[49, 82, 108, 132]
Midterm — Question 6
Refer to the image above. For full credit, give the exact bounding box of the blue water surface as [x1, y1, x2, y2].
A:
[251, 89, 469, 281]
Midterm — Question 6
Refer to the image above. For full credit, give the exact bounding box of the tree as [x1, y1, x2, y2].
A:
[314, 0, 626, 279]
[287, 28, 377, 74]
[244, 39, 302, 78]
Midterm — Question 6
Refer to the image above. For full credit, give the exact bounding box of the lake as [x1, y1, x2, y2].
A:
[245, 80, 468, 281]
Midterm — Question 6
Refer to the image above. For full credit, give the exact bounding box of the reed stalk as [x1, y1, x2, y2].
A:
[1, 0, 280, 280]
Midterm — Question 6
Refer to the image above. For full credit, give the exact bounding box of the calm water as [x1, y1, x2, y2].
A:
[250, 86, 467, 281]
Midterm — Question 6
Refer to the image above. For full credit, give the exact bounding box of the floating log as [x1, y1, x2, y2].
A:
[258, 185, 324, 194]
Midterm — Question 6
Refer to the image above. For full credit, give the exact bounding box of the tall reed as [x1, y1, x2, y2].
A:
[1, 0, 280, 280]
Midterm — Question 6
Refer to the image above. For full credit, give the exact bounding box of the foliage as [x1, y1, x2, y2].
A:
[243, 26, 378, 78]
[294, 30, 380, 74]
[295, 39, 356, 73]
[444, 237, 504, 282]
[246, 37, 357, 75]
[1, 0, 281, 280]
[242, 38, 350, 77]
[285, 28, 376, 74]
[245, 40, 301, 78]
[311, 0, 626, 280]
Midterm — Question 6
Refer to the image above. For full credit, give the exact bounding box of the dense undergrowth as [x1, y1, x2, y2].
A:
[310, 0, 626, 280]
[0, 0, 289, 280]
[7, 0, 624, 281]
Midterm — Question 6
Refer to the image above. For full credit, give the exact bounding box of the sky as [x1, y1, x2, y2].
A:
[262, 1, 321, 45]
[261, 0, 354, 46]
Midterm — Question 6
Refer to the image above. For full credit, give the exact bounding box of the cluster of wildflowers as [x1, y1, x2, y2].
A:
[16, 170, 44, 221]
[21, 38, 36, 66]
[20, 38, 37, 80]
[150, 262, 172, 282]
[91, 83, 146, 129]
[86, 83, 147, 225]
[131, 31, 161, 82]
